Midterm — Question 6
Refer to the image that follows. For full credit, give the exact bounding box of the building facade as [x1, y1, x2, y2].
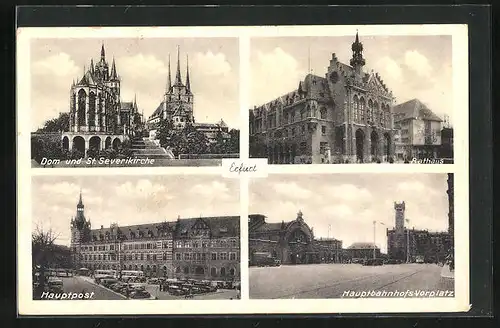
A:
[147, 48, 230, 145]
[345, 242, 381, 260]
[63, 45, 144, 155]
[249, 32, 396, 164]
[387, 200, 450, 263]
[70, 193, 240, 281]
[393, 99, 443, 161]
[248, 211, 343, 264]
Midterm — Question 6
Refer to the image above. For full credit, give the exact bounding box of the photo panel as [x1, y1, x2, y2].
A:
[24, 174, 241, 306]
[248, 173, 457, 300]
[249, 33, 456, 165]
[25, 33, 240, 168]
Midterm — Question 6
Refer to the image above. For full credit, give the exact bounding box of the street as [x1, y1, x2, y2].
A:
[46, 276, 239, 300]
[58, 276, 125, 300]
[145, 285, 240, 300]
[249, 263, 455, 299]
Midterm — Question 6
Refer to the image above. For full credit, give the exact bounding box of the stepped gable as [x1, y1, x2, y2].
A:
[174, 216, 240, 239]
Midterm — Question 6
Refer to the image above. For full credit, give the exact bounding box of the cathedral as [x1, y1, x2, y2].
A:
[70, 192, 240, 281]
[147, 47, 230, 144]
[62, 45, 144, 155]
[249, 32, 396, 164]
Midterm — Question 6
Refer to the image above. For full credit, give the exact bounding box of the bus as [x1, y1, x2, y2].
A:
[94, 269, 117, 283]
[120, 270, 145, 282]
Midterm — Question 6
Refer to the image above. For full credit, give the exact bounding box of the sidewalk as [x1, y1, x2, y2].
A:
[441, 264, 455, 279]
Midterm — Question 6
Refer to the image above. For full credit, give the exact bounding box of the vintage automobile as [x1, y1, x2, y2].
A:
[363, 258, 384, 266]
[48, 277, 64, 293]
[129, 290, 154, 299]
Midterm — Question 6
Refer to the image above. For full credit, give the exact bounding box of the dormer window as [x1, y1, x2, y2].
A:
[220, 227, 228, 233]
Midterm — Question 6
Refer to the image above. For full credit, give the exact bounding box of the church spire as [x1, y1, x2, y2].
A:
[101, 43, 106, 62]
[185, 54, 191, 92]
[90, 58, 94, 74]
[167, 54, 172, 92]
[110, 57, 118, 80]
[78, 189, 83, 207]
[175, 45, 182, 86]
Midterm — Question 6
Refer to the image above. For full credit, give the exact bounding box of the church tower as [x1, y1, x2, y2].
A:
[70, 190, 90, 268]
[394, 201, 405, 233]
[164, 46, 194, 128]
[349, 31, 366, 76]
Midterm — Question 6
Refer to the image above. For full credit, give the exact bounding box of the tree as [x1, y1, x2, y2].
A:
[228, 129, 240, 154]
[32, 224, 60, 298]
[157, 118, 175, 149]
[210, 130, 228, 154]
[36, 112, 70, 133]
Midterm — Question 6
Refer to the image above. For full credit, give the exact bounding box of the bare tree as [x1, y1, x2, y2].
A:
[32, 224, 60, 298]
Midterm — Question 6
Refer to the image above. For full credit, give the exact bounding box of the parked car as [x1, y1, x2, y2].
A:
[363, 258, 384, 266]
[129, 290, 153, 299]
[48, 277, 63, 293]
[101, 278, 119, 288]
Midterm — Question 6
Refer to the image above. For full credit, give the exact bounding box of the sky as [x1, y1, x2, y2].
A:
[30, 37, 239, 131]
[250, 35, 453, 125]
[249, 173, 451, 253]
[32, 175, 240, 246]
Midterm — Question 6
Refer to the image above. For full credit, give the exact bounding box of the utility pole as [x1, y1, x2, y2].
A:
[406, 219, 411, 263]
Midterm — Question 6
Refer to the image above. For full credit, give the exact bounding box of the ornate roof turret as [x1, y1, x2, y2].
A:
[90, 58, 94, 74]
[349, 30, 366, 73]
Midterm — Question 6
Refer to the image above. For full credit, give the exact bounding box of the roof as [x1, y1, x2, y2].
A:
[251, 222, 287, 233]
[393, 99, 443, 122]
[348, 242, 379, 249]
[150, 101, 165, 118]
[87, 216, 239, 242]
[120, 102, 134, 111]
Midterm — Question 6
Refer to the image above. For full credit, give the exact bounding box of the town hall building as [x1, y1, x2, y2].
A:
[249, 32, 396, 164]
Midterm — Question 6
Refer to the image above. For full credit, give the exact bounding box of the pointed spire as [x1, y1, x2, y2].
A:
[101, 43, 105, 61]
[167, 54, 172, 92]
[355, 29, 359, 43]
[110, 57, 118, 80]
[185, 54, 191, 92]
[175, 45, 182, 85]
[78, 189, 83, 206]
[90, 59, 94, 73]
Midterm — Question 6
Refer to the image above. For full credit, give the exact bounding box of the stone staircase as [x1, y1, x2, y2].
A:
[131, 137, 175, 159]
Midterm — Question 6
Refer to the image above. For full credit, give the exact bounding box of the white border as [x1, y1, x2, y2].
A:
[17, 24, 469, 315]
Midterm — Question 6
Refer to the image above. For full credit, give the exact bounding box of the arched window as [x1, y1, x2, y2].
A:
[183, 267, 189, 274]
[220, 267, 226, 277]
[229, 268, 235, 276]
[88, 92, 96, 127]
[360, 98, 366, 121]
[211, 267, 217, 277]
[175, 267, 181, 273]
[320, 108, 327, 120]
[77, 89, 86, 126]
[368, 99, 374, 122]
[353, 96, 359, 122]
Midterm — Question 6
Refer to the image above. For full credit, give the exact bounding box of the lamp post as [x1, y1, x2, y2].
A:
[373, 221, 386, 259]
